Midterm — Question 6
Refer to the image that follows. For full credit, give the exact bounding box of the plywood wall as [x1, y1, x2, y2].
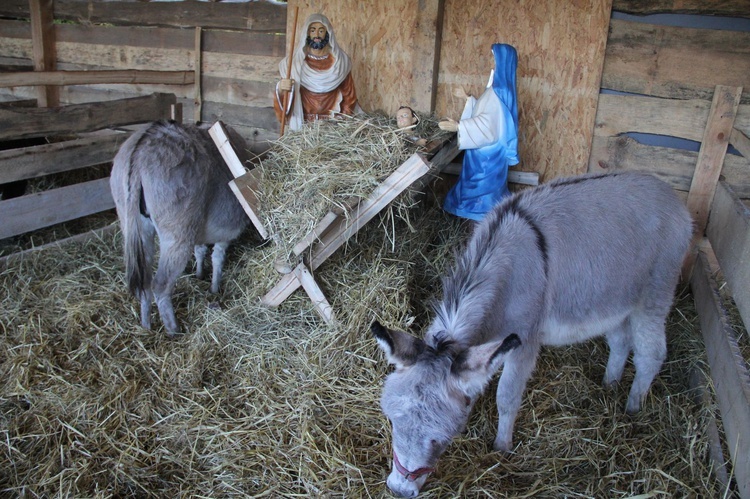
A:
[289, 0, 612, 181]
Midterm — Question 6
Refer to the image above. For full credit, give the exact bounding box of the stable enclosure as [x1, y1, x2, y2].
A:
[1, 0, 749, 497]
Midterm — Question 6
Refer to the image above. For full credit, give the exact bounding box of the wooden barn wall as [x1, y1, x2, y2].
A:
[288, 0, 612, 182]
[0, 0, 287, 153]
[590, 0, 750, 200]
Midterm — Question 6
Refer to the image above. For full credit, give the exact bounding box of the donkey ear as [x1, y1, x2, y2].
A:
[450, 334, 521, 393]
[371, 321, 425, 369]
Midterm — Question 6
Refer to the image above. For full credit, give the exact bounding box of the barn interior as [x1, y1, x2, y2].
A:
[0, 0, 749, 497]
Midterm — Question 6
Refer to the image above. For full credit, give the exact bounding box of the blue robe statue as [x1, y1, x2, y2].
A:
[444, 43, 519, 221]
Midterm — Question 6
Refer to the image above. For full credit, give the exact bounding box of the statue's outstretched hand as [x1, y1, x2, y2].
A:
[453, 86, 469, 100]
[279, 78, 294, 92]
[439, 118, 459, 132]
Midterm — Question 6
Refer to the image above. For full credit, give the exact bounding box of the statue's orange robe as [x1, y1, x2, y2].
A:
[274, 54, 358, 124]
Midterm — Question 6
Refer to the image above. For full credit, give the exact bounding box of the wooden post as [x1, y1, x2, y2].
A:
[410, 0, 445, 114]
[29, 0, 59, 108]
[682, 85, 742, 278]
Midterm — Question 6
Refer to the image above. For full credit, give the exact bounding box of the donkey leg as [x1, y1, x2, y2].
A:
[153, 238, 192, 336]
[603, 319, 632, 387]
[138, 216, 157, 330]
[209, 241, 230, 294]
[194, 244, 208, 280]
[493, 343, 539, 453]
[626, 311, 667, 414]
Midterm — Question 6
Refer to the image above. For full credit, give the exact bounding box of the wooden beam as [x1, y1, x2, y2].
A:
[612, 0, 750, 18]
[29, 0, 58, 107]
[0, 131, 130, 184]
[0, 92, 176, 140]
[410, 0, 445, 114]
[690, 247, 750, 499]
[686, 86, 742, 236]
[0, 177, 113, 240]
[0, 70, 195, 87]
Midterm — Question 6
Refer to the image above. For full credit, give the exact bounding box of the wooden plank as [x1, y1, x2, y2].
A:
[0, 70, 195, 87]
[0, 177, 113, 240]
[293, 263, 335, 325]
[29, 0, 58, 107]
[262, 153, 431, 307]
[588, 135, 750, 199]
[0, 92, 176, 141]
[602, 19, 750, 104]
[410, 0, 445, 114]
[0, 0, 287, 31]
[686, 86, 742, 236]
[442, 163, 540, 186]
[0, 223, 117, 271]
[707, 181, 750, 329]
[194, 27, 203, 124]
[690, 248, 750, 499]
[612, 0, 750, 18]
[594, 93, 712, 142]
[228, 173, 268, 241]
[0, 132, 130, 184]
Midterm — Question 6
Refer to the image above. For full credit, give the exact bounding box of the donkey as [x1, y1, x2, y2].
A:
[371, 172, 692, 497]
[110, 120, 249, 336]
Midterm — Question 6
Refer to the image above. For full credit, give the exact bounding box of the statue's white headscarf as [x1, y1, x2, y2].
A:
[278, 13, 352, 131]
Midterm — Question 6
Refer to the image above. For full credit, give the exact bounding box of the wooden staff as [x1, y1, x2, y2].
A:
[280, 6, 299, 137]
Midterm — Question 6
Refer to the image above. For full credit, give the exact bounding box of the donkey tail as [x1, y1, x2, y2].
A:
[117, 131, 153, 299]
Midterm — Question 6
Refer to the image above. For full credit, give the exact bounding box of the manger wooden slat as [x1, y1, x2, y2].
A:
[602, 19, 750, 104]
[686, 86, 742, 236]
[706, 181, 750, 330]
[293, 263, 334, 325]
[0, 0, 287, 31]
[228, 173, 267, 241]
[0, 70, 194, 87]
[261, 153, 431, 307]
[690, 247, 750, 499]
[0, 177, 113, 240]
[0, 93, 175, 141]
[0, 132, 130, 184]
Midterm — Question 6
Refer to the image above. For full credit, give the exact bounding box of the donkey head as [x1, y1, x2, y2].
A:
[371, 321, 520, 498]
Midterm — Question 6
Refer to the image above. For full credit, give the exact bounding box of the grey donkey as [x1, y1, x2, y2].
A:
[372, 172, 693, 497]
[110, 120, 249, 335]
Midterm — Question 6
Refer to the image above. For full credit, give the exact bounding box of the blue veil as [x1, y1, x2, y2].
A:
[444, 43, 519, 221]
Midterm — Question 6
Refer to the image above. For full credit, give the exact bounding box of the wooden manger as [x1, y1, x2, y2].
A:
[209, 120, 459, 324]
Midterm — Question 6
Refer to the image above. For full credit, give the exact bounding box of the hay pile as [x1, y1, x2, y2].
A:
[255, 112, 448, 265]
[0, 120, 730, 497]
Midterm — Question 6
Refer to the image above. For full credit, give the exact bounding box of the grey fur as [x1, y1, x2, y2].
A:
[373, 172, 692, 497]
[110, 120, 249, 335]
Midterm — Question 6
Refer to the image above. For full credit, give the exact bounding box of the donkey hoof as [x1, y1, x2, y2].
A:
[492, 437, 513, 454]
